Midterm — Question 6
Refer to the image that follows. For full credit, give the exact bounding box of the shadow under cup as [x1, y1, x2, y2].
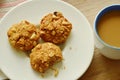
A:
[94, 5, 120, 60]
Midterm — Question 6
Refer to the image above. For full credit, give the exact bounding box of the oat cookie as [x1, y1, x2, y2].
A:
[40, 11, 72, 44]
[30, 42, 63, 73]
[7, 20, 40, 51]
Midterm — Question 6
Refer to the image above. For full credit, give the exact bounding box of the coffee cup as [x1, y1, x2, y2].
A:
[94, 5, 120, 60]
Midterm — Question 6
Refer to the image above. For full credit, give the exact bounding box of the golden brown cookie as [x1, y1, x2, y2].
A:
[7, 20, 40, 51]
[40, 11, 72, 44]
[30, 42, 63, 73]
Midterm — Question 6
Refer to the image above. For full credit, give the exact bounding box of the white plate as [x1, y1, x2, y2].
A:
[0, 0, 94, 80]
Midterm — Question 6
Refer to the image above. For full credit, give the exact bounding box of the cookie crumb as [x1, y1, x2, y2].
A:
[51, 67, 59, 77]
[69, 47, 72, 50]
[40, 73, 45, 78]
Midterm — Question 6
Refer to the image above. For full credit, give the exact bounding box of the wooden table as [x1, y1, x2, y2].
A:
[63, 0, 120, 80]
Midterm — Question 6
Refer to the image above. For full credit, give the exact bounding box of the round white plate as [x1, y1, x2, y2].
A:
[0, 0, 94, 80]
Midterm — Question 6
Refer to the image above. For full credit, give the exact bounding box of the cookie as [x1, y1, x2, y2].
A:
[7, 20, 40, 51]
[30, 42, 63, 73]
[40, 11, 72, 44]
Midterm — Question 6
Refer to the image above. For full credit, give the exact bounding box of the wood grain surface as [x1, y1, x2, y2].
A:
[63, 0, 120, 80]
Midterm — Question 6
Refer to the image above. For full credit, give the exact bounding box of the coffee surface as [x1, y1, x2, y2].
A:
[98, 10, 120, 47]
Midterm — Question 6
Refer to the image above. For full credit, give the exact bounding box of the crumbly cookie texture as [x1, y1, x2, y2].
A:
[7, 20, 40, 51]
[40, 11, 72, 44]
[30, 42, 63, 73]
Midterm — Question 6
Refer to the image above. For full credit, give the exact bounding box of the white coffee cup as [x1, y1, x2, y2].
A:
[94, 4, 120, 60]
